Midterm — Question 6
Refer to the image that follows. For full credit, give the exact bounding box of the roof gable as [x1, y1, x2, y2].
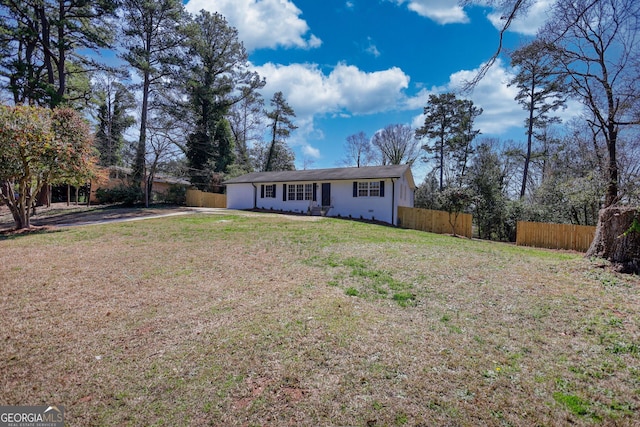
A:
[224, 165, 415, 188]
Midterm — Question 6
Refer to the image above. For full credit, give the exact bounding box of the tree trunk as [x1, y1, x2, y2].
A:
[586, 206, 640, 274]
[265, 118, 278, 172]
[520, 92, 535, 199]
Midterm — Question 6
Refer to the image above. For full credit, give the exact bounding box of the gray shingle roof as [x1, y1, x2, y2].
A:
[223, 164, 414, 187]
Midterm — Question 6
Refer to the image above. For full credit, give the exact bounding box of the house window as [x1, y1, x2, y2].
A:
[284, 183, 315, 201]
[354, 181, 385, 198]
[261, 184, 276, 198]
[304, 184, 313, 200]
[369, 181, 380, 197]
[265, 184, 275, 198]
[358, 182, 369, 197]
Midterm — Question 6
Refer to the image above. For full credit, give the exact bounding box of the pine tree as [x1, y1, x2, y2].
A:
[94, 78, 136, 167]
[121, 0, 185, 190]
[265, 92, 297, 172]
[509, 39, 566, 198]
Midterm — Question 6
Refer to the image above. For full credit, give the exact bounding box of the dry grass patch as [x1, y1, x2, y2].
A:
[1, 213, 639, 426]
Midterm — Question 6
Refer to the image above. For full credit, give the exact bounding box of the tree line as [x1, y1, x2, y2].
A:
[342, 0, 640, 246]
[0, 0, 299, 205]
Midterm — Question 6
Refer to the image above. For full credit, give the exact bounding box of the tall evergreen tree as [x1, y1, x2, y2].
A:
[181, 10, 264, 188]
[265, 91, 297, 172]
[416, 93, 481, 190]
[509, 39, 566, 199]
[451, 100, 482, 185]
[93, 77, 136, 167]
[121, 0, 185, 190]
[467, 142, 507, 240]
[250, 140, 294, 172]
[416, 93, 458, 190]
[0, 0, 119, 107]
[414, 171, 441, 210]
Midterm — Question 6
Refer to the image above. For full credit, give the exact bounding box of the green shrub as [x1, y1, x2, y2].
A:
[94, 185, 142, 206]
[164, 184, 187, 205]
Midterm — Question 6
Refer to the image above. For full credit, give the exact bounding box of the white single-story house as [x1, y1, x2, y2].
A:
[223, 164, 415, 225]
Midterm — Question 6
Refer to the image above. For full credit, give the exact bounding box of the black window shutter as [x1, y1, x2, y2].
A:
[271, 184, 276, 198]
[353, 182, 358, 197]
[283, 184, 287, 201]
[312, 183, 317, 202]
[261, 185, 265, 198]
[380, 181, 385, 197]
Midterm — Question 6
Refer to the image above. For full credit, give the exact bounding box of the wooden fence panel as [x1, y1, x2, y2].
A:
[516, 221, 596, 252]
[186, 189, 227, 208]
[398, 207, 472, 238]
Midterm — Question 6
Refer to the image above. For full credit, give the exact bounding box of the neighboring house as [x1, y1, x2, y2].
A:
[90, 166, 191, 203]
[223, 164, 415, 225]
[151, 174, 192, 196]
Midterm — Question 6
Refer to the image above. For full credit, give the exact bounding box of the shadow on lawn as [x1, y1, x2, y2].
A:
[0, 225, 65, 241]
[0, 203, 187, 233]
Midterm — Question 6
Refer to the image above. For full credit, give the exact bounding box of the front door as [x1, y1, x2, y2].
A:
[321, 183, 331, 206]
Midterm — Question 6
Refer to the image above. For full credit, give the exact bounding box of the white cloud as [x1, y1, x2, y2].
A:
[410, 59, 523, 135]
[308, 34, 323, 49]
[450, 62, 523, 134]
[411, 58, 583, 138]
[393, 0, 553, 31]
[487, 0, 554, 36]
[253, 62, 411, 156]
[302, 145, 321, 159]
[391, 0, 469, 24]
[366, 37, 381, 57]
[184, 0, 321, 51]
[254, 62, 410, 119]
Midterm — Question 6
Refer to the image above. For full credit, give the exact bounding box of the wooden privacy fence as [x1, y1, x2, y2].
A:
[398, 207, 472, 238]
[516, 221, 596, 252]
[186, 189, 227, 208]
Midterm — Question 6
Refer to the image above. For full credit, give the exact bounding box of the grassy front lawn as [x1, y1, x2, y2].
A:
[1, 213, 638, 426]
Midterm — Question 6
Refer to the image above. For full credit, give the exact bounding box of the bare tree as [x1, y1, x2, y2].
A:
[464, 0, 640, 271]
[228, 88, 265, 174]
[145, 121, 183, 207]
[372, 124, 420, 166]
[544, 0, 640, 207]
[460, 0, 538, 91]
[341, 131, 374, 167]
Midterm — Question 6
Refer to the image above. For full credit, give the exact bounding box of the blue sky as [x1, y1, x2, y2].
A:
[183, 0, 575, 180]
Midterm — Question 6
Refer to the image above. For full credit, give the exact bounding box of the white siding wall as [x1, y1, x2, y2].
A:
[396, 172, 415, 209]
[226, 183, 255, 209]
[255, 182, 317, 213]
[328, 180, 393, 224]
